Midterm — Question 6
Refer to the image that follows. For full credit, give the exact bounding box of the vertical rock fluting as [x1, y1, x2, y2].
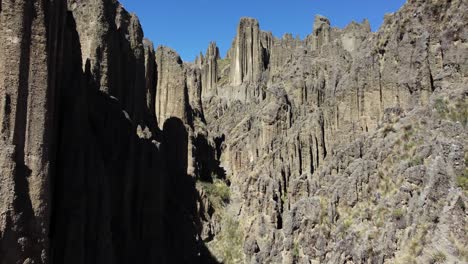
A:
[67, 0, 148, 122]
[66, 0, 114, 93]
[268, 34, 301, 84]
[1, 0, 216, 263]
[155, 46, 189, 129]
[340, 20, 371, 54]
[310, 15, 331, 52]
[230, 18, 268, 87]
[49, 2, 168, 263]
[201, 42, 219, 99]
[0, 0, 68, 262]
[144, 38, 158, 127]
[202, 0, 467, 262]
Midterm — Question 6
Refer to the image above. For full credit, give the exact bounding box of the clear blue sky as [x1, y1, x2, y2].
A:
[119, 0, 406, 61]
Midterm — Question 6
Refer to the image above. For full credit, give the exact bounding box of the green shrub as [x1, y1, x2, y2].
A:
[343, 218, 353, 231]
[213, 215, 244, 264]
[435, 98, 468, 127]
[448, 101, 468, 127]
[292, 242, 300, 258]
[392, 208, 405, 220]
[460, 153, 468, 191]
[408, 156, 424, 167]
[404, 142, 416, 151]
[435, 98, 448, 116]
[198, 179, 230, 209]
[457, 170, 468, 191]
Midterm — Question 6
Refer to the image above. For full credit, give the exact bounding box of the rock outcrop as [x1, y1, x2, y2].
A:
[0, 1, 67, 262]
[200, 0, 468, 263]
[144, 39, 158, 127]
[0, 1, 216, 263]
[1, 0, 467, 263]
[310, 15, 331, 51]
[201, 42, 219, 99]
[155, 46, 189, 129]
[230, 18, 270, 87]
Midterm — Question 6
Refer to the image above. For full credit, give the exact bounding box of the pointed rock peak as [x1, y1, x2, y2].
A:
[362, 19, 371, 32]
[195, 52, 204, 66]
[283, 33, 293, 41]
[343, 19, 372, 33]
[206, 42, 220, 60]
[311, 15, 332, 51]
[156, 45, 183, 65]
[155, 46, 188, 129]
[143, 38, 154, 49]
[314, 15, 331, 28]
[239, 17, 260, 28]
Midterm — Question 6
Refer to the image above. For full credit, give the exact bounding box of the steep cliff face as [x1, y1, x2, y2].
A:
[0, 0, 214, 263]
[310, 15, 331, 51]
[155, 46, 189, 129]
[143, 39, 157, 127]
[201, 42, 219, 99]
[67, 0, 149, 122]
[0, 0, 69, 262]
[0, 0, 466, 263]
[200, 0, 467, 263]
[230, 18, 264, 86]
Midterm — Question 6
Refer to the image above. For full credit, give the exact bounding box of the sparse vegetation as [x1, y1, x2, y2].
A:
[343, 217, 353, 231]
[408, 156, 424, 167]
[431, 251, 447, 263]
[457, 172, 468, 192]
[434, 98, 468, 127]
[407, 224, 429, 257]
[392, 208, 405, 220]
[292, 242, 300, 258]
[198, 179, 230, 209]
[435, 98, 448, 115]
[452, 235, 468, 261]
[457, 153, 468, 191]
[402, 124, 414, 141]
[211, 215, 244, 264]
[404, 142, 416, 151]
[319, 197, 329, 225]
[382, 124, 396, 137]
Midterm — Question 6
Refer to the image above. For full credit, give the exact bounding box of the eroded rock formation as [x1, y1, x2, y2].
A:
[0, 0, 467, 263]
[0, 0, 216, 263]
[155, 46, 189, 129]
[199, 0, 467, 263]
[229, 17, 273, 96]
[201, 42, 219, 99]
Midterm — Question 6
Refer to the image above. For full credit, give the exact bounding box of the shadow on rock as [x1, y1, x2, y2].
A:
[162, 117, 220, 264]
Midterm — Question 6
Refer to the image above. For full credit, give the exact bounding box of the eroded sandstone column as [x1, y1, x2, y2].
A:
[201, 42, 219, 98]
[311, 15, 331, 51]
[230, 17, 267, 86]
[155, 46, 189, 129]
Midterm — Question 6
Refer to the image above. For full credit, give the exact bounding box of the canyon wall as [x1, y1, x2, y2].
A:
[0, 0, 467, 263]
[0, 0, 67, 262]
[200, 0, 467, 262]
[0, 0, 216, 263]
